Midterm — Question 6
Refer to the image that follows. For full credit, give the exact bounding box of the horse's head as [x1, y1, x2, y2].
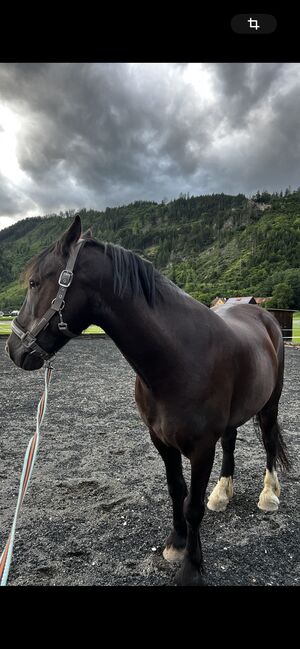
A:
[6, 215, 92, 371]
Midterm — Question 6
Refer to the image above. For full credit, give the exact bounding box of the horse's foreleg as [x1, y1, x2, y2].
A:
[207, 427, 237, 512]
[176, 441, 215, 586]
[149, 430, 188, 562]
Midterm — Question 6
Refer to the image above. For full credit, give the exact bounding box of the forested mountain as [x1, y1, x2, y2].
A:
[0, 189, 299, 310]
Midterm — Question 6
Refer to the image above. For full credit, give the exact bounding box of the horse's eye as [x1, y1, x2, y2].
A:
[29, 279, 39, 289]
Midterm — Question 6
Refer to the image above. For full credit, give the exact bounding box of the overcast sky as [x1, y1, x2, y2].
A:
[0, 62, 300, 231]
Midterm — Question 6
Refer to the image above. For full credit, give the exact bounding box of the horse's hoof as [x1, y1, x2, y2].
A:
[207, 477, 233, 512]
[257, 490, 279, 512]
[258, 470, 281, 511]
[175, 561, 206, 587]
[163, 529, 186, 562]
[163, 545, 185, 563]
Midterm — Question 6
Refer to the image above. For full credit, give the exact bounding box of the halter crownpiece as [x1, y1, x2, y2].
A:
[11, 239, 86, 361]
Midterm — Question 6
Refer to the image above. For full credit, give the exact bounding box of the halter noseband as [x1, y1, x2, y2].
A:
[11, 239, 86, 362]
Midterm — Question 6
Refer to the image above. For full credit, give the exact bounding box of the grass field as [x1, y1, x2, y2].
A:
[0, 323, 11, 335]
[82, 325, 105, 335]
[293, 311, 300, 343]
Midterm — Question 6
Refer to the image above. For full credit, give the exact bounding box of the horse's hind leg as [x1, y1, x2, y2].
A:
[207, 427, 237, 512]
[257, 338, 290, 511]
[257, 404, 289, 512]
[149, 430, 188, 562]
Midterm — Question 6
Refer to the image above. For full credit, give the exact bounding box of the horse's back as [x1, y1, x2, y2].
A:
[214, 304, 282, 349]
[213, 303, 283, 377]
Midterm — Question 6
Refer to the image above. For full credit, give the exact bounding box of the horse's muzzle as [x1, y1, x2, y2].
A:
[21, 353, 44, 371]
[6, 333, 44, 371]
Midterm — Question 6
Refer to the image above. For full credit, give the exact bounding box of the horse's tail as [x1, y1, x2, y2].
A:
[253, 413, 292, 472]
[253, 313, 291, 471]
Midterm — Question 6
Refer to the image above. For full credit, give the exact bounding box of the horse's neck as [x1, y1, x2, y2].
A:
[89, 250, 176, 389]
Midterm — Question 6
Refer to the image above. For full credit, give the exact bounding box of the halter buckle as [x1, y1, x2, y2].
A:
[58, 270, 73, 287]
[21, 331, 37, 350]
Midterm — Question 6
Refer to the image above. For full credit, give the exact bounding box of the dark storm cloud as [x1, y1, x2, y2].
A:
[209, 62, 285, 123]
[0, 62, 300, 227]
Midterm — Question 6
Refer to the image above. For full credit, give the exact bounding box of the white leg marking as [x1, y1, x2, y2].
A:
[207, 476, 233, 512]
[163, 545, 185, 563]
[257, 469, 281, 512]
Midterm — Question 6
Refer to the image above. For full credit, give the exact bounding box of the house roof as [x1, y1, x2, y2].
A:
[226, 296, 256, 304]
[210, 296, 226, 307]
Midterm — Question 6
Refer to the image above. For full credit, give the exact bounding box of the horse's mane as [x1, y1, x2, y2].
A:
[103, 241, 157, 306]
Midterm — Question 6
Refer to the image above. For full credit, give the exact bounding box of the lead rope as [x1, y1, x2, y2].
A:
[0, 361, 53, 586]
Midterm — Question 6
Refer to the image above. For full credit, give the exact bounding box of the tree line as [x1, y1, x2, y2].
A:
[0, 190, 299, 310]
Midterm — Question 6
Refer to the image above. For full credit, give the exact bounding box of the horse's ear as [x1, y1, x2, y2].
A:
[57, 214, 82, 256]
[81, 227, 92, 239]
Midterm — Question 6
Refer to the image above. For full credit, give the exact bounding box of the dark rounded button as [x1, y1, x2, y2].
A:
[231, 14, 277, 34]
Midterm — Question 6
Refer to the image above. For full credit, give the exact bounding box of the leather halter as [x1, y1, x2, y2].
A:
[11, 239, 86, 362]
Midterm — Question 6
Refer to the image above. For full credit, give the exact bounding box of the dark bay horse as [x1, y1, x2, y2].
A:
[6, 215, 290, 586]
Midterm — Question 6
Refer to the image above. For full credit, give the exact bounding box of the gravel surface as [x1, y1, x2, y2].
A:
[0, 337, 299, 586]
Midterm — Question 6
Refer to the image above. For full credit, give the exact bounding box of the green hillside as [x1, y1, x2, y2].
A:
[0, 190, 299, 310]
